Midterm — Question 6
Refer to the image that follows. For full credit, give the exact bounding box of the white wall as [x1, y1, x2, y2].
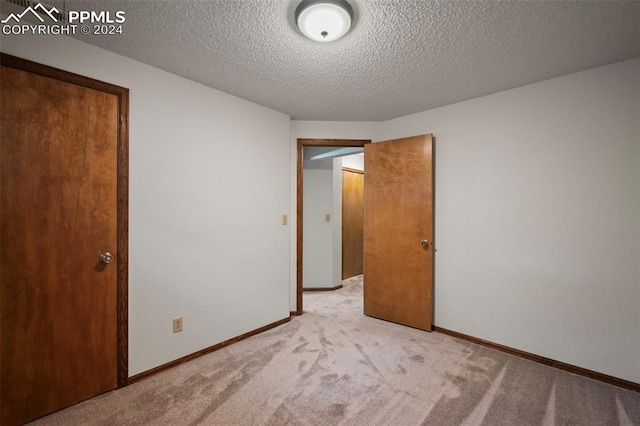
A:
[1, 34, 291, 376]
[290, 121, 378, 308]
[303, 169, 333, 287]
[378, 58, 640, 383]
[341, 154, 365, 171]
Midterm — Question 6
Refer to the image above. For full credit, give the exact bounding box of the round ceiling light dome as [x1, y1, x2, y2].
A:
[296, 0, 353, 42]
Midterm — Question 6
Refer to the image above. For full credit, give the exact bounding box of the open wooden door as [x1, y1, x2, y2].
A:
[1, 54, 128, 425]
[342, 168, 364, 279]
[363, 134, 434, 331]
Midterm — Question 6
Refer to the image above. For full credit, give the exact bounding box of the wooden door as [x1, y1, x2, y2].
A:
[342, 168, 364, 279]
[1, 56, 128, 425]
[363, 134, 434, 331]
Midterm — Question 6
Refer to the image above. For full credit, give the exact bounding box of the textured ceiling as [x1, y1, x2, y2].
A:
[60, 1, 640, 120]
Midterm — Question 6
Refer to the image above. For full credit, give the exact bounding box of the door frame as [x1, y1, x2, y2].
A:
[1, 53, 130, 387]
[295, 138, 370, 315]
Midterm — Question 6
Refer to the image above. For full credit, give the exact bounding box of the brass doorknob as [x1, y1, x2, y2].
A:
[99, 252, 114, 264]
[420, 240, 429, 251]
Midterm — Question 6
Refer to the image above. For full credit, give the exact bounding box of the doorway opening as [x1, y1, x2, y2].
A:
[341, 167, 365, 280]
[295, 139, 370, 315]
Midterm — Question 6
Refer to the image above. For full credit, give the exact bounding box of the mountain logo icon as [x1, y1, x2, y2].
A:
[1, 3, 59, 24]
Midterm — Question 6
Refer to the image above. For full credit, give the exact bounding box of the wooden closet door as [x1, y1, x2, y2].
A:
[1, 62, 121, 425]
[363, 134, 434, 331]
[342, 168, 364, 279]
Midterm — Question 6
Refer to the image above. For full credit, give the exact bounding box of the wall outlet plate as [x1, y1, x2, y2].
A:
[173, 317, 183, 333]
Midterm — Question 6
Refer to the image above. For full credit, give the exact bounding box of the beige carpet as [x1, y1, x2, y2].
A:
[31, 275, 639, 425]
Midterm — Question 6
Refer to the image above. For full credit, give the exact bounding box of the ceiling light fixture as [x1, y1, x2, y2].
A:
[295, 0, 353, 43]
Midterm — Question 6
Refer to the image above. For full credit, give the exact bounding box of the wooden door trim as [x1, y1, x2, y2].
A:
[1, 53, 130, 387]
[296, 138, 370, 315]
[342, 167, 364, 175]
[303, 284, 344, 292]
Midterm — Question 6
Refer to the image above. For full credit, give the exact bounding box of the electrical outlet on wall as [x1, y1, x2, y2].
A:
[173, 317, 183, 333]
